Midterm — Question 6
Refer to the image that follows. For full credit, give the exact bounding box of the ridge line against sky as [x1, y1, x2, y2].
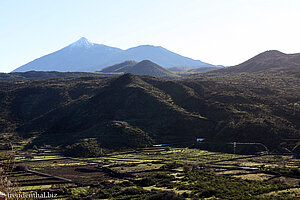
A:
[1, 0, 300, 73]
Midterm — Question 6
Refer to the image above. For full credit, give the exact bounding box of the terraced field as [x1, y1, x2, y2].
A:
[1, 145, 300, 199]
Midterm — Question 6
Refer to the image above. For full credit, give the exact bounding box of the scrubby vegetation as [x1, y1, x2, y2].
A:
[1, 141, 300, 199]
[179, 167, 289, 199]
[293, 143, 300, 158]
[64, 138, 103, 158]
[101, 121, 153, 149]
[0, 73, 298, 152]
[1, 51, 299, 199]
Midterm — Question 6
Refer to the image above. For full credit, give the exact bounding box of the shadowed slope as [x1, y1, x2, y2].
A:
[20, 74, 213, 146]
[1, 73, 298, 151]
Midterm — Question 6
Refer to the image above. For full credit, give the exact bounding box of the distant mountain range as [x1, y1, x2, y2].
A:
[101, 60, 137, 73]
[8, 47, 300, 78]
[216, 50, 300, 75]
[100, 60, 177, 77]
[168, 66, 223, 73]
[13, 37, 215, 72]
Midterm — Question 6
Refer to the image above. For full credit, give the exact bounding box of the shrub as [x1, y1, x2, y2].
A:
[292, 143, 300, 158]
[145, 191, 184, 200]
[64, 138, 103, 157]
[155, 173, 175, 181]
[160, 162, 182, 170]
[198, 190, 217, 198]
[101, 121, 153, 149]
[135, 177, 155, 187]
[119, 180, 134, 187]
[0, 144, 11, 150]
[156, 179, 173, 188]
[121, 188, 143, 195]
[14, 165, 28, 171]
[24, 152, 34, 159]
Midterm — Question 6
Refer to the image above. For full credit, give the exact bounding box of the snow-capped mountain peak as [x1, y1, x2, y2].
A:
[13, 37, 215, 72]
[69, 37, 94, 48]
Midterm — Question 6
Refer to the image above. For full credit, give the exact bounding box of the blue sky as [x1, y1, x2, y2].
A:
[1, 0, 300, 72]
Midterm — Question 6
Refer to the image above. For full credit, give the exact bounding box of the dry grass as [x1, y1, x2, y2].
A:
[233, 173, 274, 181]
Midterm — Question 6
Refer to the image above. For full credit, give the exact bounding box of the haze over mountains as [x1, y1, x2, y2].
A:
[168, 66, 223, 73]
[2, 48, 299, 80]
[100, 60, 177, 77]
[8, 37, 300, 78]
[13, 37, 215, 72]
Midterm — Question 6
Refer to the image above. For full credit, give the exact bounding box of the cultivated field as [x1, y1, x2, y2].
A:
[1, 141, 300, 199]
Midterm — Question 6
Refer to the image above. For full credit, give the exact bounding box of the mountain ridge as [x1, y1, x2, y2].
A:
[100, 60, 176, 77]
[1, 73, 298, 151]
[214, 50, 300, 74]
[13, 38, 215, 72]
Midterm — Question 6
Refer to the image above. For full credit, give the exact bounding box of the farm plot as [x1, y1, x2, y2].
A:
[2, 146, 300, 199]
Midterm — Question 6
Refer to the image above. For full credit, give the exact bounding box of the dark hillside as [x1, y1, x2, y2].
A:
[0, 73, 299, 152]
[21, 73, 213, 146]
[0, 71, 111, 81]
